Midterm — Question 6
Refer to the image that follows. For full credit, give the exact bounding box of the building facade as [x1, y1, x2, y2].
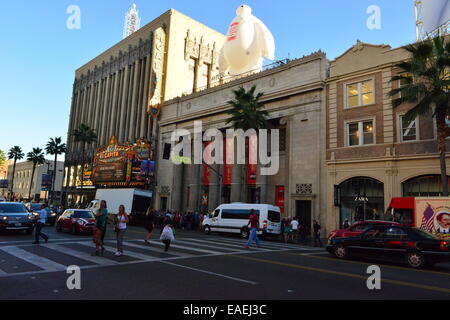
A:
[6, 160, 64, 202]
[156, 52, 328, 235]
[325, 40, 450, 232]
[63, 9, 226, 206]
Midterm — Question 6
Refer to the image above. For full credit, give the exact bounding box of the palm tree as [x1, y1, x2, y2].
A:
[388, 36, 450, 195]
[26, 148, 45, 201]
[45, 137, 67, 204]
[7, 146, 24, 201]
[72, 124, 97, 197]
[226, 85, 269, 202]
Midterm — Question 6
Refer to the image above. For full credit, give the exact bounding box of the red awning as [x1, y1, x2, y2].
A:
[388, 197, 415, 209]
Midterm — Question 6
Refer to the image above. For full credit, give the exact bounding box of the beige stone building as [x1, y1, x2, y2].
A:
[156, 52, 328, 235]
[63, 9, 226, 205]
[326, 40, 450, 233]
[6, 160, 64, 202]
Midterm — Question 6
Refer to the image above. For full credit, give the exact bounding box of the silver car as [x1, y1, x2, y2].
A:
[0, 202, 37, 234]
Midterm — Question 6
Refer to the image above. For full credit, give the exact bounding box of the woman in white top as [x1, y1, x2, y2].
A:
[115, 205, 129, 256]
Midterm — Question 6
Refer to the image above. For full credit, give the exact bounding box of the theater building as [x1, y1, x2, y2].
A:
[326, 40, 450, 232]
[156, 52, 328, 235]
[63, 9, 226, 206]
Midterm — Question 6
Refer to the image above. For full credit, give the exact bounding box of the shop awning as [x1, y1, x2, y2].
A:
[388, 197, 415, 209]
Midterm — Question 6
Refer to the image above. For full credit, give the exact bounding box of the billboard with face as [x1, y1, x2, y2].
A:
[416, 198, 450, 240]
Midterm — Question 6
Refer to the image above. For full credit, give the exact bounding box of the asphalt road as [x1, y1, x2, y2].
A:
[0, 224, 450, 300]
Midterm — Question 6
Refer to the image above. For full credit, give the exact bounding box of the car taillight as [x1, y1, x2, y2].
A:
[439, 241, 448, 251]
[263, 220, 267, 230]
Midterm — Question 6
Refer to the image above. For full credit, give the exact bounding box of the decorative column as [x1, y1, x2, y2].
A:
[128, 61, 140, 142]
[118, 66, 130, 143]
[109, 72, 120, 139]
[140, 55, 151, 138]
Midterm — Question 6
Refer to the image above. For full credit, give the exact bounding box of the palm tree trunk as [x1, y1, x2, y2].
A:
[51, 154, 57, 205]
[436, 115, 449, 196]
[10, 160, 17, 201]
[29, 163, 36, 201]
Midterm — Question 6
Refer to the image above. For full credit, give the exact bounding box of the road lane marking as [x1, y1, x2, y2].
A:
[203, 236, 320, 251]
[159, 260, 258, 285]
[230, 255, 450, 294]
[45, 243, 119, 266]
[0, 246, 66, 272]
[285, 252, 450, 276]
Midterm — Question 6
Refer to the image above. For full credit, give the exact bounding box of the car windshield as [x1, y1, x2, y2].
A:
[0, 203, 28, 214]
[411, 228, 440, 240]
[73, 211, 94, 219]
[30, 204, 41, 211]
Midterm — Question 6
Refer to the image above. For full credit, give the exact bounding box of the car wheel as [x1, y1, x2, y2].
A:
[56, 223, 62, 232]
[240, 227, 249, 239]
[204, 225, 211, 235]
[405, 250, 425, 269]
[70, 225, 78, 235]
[333, 244, 348, 259]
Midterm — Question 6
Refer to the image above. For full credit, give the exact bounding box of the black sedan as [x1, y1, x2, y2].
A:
[326, 225, 450, 269]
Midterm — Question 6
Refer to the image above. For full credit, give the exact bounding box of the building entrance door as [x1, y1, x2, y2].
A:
[296, 200, 312, 236]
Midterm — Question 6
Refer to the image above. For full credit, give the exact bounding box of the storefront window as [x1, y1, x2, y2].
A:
[402, 175, 450, 197]
[338, 177, 384, 227]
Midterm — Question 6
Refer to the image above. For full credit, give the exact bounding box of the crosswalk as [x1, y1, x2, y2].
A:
[0, 236, 324, 278]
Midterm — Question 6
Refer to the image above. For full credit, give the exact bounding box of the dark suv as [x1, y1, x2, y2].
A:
[0, 202, 37, 234]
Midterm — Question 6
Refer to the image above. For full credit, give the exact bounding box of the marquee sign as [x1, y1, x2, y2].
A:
[148, 27, 166, 118]
[91, 136, 154, 186]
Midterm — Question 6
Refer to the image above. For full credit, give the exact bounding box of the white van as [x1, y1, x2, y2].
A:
[202, 203, 282, 238]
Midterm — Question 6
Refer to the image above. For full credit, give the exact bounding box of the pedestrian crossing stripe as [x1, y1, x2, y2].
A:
[122, 241, 193, 258]
[0, 246, 66, 272]
[45, 243, 119, 265]
[0, 237, 323, 278]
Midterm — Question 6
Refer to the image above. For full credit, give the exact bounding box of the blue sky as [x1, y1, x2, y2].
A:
[0, 0, 415, 160]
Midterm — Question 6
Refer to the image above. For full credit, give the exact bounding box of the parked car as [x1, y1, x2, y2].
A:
[0, 202, 37, 234]
[326, 225, 450, 269]
[56, 209, 96, 235]
[25, 203, 57, 226]
[202, 203, 282, 239]
[327, 220, 402, 240]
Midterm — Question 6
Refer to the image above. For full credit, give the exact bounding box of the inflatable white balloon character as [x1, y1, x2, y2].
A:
[220, 5, 275, 76]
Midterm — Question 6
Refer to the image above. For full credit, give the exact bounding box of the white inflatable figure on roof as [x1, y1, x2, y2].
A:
[219, 5, 275, 76]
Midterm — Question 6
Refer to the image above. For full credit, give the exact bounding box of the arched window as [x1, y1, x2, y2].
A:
[338, 177, 384, 227]
[402, 175, 450, 197]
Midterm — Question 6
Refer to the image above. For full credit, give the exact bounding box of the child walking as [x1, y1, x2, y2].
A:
[160, 222, 175, 252]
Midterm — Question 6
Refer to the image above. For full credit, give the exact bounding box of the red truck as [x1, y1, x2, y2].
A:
[386, 197, 450, 240]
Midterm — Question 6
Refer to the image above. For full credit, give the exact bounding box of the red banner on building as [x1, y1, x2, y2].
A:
[223, 137, 233, 185]
[275, 186, 285, 214]
[246, 135, 258, 185]
[203, 141, 212, 186]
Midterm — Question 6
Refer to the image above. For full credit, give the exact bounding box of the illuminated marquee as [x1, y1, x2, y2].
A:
[91, 136, 154, 186]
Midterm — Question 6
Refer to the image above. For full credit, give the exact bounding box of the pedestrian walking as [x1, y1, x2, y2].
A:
[93, 200, 108, 256]
[291, 217, 299, 243]
[313, 220, 323, 247]
[299, 220, 308, 245]
[160, 222, 175, 252]
[32, 204, 49, 244]
[144, 207, 155, 244]
[283, 218, 292, 243]
[245, 209, 261, 248]
[343, 219, 350, 229]
[114, 205, 129, 256]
